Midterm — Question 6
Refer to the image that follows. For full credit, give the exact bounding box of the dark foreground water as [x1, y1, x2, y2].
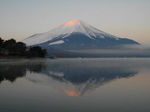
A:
[0, 58, 150, 112]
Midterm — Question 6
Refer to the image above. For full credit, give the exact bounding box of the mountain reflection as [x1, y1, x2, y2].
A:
[0, 59, 138, 96]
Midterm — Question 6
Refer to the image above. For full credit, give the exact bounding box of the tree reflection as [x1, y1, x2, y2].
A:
[0, 61, 46, 83]
[0, 64, 26, 82]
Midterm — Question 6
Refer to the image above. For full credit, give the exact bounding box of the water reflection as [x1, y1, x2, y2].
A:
[0, 61, 45, 83]
[0, 59, 139, 96]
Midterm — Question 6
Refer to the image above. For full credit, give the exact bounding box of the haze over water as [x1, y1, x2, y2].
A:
[0, 58, 150, 112]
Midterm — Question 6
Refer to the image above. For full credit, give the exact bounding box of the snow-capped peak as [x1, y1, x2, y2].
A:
[63, 19, 81, 27]
[23, 20, 119, 46]
[58, 19, 107, 37]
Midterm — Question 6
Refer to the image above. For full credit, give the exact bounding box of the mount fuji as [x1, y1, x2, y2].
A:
[23, 20, 139, 57]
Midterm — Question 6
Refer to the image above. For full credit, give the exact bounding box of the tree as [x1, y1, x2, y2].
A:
[14, 42, 26, 56]
[27, 46, 47, 57]
[2, 39, 16, 55]
[0, 38, 4, 53]
[0, 37, 47, 58]
[0, 37, 4, 47]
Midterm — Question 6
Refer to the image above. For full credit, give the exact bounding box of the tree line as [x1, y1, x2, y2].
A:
[0, 37, 47, 58]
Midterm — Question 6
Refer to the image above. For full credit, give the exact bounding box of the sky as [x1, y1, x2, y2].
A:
[0, 0, 150, 45]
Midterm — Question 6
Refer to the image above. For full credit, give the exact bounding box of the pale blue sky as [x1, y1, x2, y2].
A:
[0, 0, 150, 45]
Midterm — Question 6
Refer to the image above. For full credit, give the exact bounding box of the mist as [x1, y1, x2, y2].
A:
[67, 45, 150, 57]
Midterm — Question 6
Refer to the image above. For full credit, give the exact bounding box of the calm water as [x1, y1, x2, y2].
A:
[0, 58, 150, 112]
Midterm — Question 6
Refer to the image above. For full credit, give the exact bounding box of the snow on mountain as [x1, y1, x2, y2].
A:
[49, 40, 64, 45]
[23, 20, 121, 46]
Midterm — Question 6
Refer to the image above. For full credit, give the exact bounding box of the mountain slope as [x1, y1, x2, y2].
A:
[23, 20, 139, 48]
[23, 20, 140, 57]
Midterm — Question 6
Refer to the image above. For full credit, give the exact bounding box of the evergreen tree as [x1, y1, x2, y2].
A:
[0, 38, 3, 47]
[14, 42, 26, 56]
[0, 38, 4, 54]
[0, 37, 47, 58]
[27, 46, 47, 58]
[2, 39, 16, 55]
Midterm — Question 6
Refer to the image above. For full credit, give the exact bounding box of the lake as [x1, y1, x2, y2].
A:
[0, 58, 150, 112]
